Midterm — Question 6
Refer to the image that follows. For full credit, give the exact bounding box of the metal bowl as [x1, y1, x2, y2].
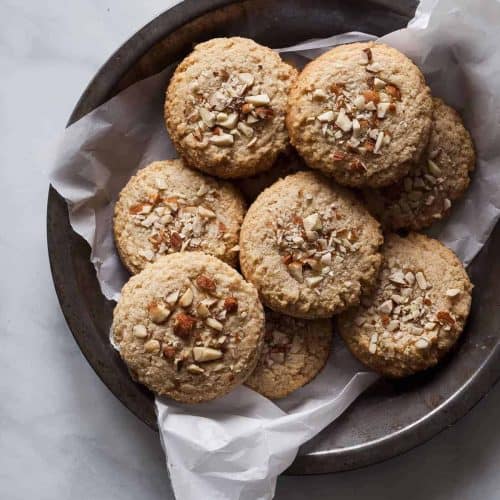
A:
[47, 0, 500, 474]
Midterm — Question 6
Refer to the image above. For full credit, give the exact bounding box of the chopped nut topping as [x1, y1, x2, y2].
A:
[437, 310, 455, 326]
[308, 49, 401, 160]
[196, 274, 216, 292]
[132, 324, 148, 339]
[173, 313, 196, 338]
[163, 345, 176, 359]
[187, 364, 205, 375]
[353, 257, 458, 356]
[376, 153, 453, 221]
[245, 94, 270, 106]
[277, 204, 361, 288]
[415, 338, 429, 349]
[306, 276, 323, 287]
[130, 203, 153, 215]
[224, 297, 238, 313]
[209, 132, 234, 146]
[165, 290, 180, 306]
[188, 74, 274, 148]
[148, 301, 171, 324]
[287, 261, 304, 282]
[179, 288, 194, 307]
[206, 317, 223, 331]
[302, 213, 322, 232]
[446, 288, 461, 297]
[312, 88, 328, 100]
[415, 272, 428, 290]
[170, 232, 183, 251]
[193, 347, 223, 362]
[363, 47, 373, 63]
[317, 110, 335, 123]
[378, 299, 393, 314]
[196, 302, 210, 318]
[144, 339, 160, 353]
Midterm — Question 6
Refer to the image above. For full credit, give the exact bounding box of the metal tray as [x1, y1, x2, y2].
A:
[46, 0, 500, 474]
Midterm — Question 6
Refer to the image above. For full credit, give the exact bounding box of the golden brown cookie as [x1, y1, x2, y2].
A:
[245, 309, 332, 399]
[239, 171, 384, 318]
[113, 159, 245, 274]
[165, 37, 297, 178]
[363, 98, 475, 230]
[286, 42, 433, 187]
[112, 252, 265, 402]
[338, 233, 472, 377]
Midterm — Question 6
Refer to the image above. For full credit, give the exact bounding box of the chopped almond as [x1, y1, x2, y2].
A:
[163, 346, 176, 359]
[385, 84, 401, 100]
[196, 274, 216, 292]
[437, 310, 455, 326]
[330, 83, 345, 95]
[363, 139, 375, 152]
[224, 297, 238, 313]
[173, 313, 196, 338]
[129, 203, 150, 214]
[170, 231, 182, 250]
[254, 107, 274, 119]
[241, 103, 254, 114]
[363, 90, 380, 104]
[148, 191, 160, 205]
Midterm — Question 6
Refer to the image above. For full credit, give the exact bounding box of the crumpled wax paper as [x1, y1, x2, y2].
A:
[49, 0, 500, 498]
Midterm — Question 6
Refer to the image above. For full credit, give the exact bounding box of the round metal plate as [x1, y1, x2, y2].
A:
[47, 0, 500, 474]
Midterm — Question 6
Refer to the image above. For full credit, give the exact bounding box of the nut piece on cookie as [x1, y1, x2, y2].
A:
[113, 159, 246, 274]
[286, 42, 433, 187]
[245, 309, 332, 399]
[363, 97, 475, 230]
[111, 252, 265, 403]
[165, 37, 297, 178]
[337, 233, 473, 377]
[239, 170, 384, 318]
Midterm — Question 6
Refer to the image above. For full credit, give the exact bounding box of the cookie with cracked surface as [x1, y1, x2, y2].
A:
[165, 37, 297, 179]
[245, 309, 332, 399]
[113, 159, 245, 274]
[112, 252, 265, 402]
[286, 42, 433, 187]
[338, 233, 472, 378]
[239, 171, 384, 319]
[363, 98, 475, 230]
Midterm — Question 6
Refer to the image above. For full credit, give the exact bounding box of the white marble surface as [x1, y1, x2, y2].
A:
[2, 1, 500, 498]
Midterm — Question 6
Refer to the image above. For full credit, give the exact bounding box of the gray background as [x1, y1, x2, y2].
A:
[1, 0, 499, 498]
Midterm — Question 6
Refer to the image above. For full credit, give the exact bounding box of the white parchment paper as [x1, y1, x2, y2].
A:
[50, 0, 500, 498]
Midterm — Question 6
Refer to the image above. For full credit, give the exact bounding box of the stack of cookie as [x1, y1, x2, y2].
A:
[111, 37, 474, 404]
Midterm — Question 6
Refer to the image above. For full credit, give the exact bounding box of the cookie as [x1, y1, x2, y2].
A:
[363, 98, 475, 230]
[286, 42, 433, 187]
[245, 309, 332, 399]
[239, 171, 384, 318]
[165, 37, 297, 178]
[338, 233, 472, 378]
[113, 159, 245, 274]
[112, 252, 265, 402]
[234, 146, 306, 203]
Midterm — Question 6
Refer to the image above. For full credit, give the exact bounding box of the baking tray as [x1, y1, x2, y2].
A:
[46, 0, 500, 474]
